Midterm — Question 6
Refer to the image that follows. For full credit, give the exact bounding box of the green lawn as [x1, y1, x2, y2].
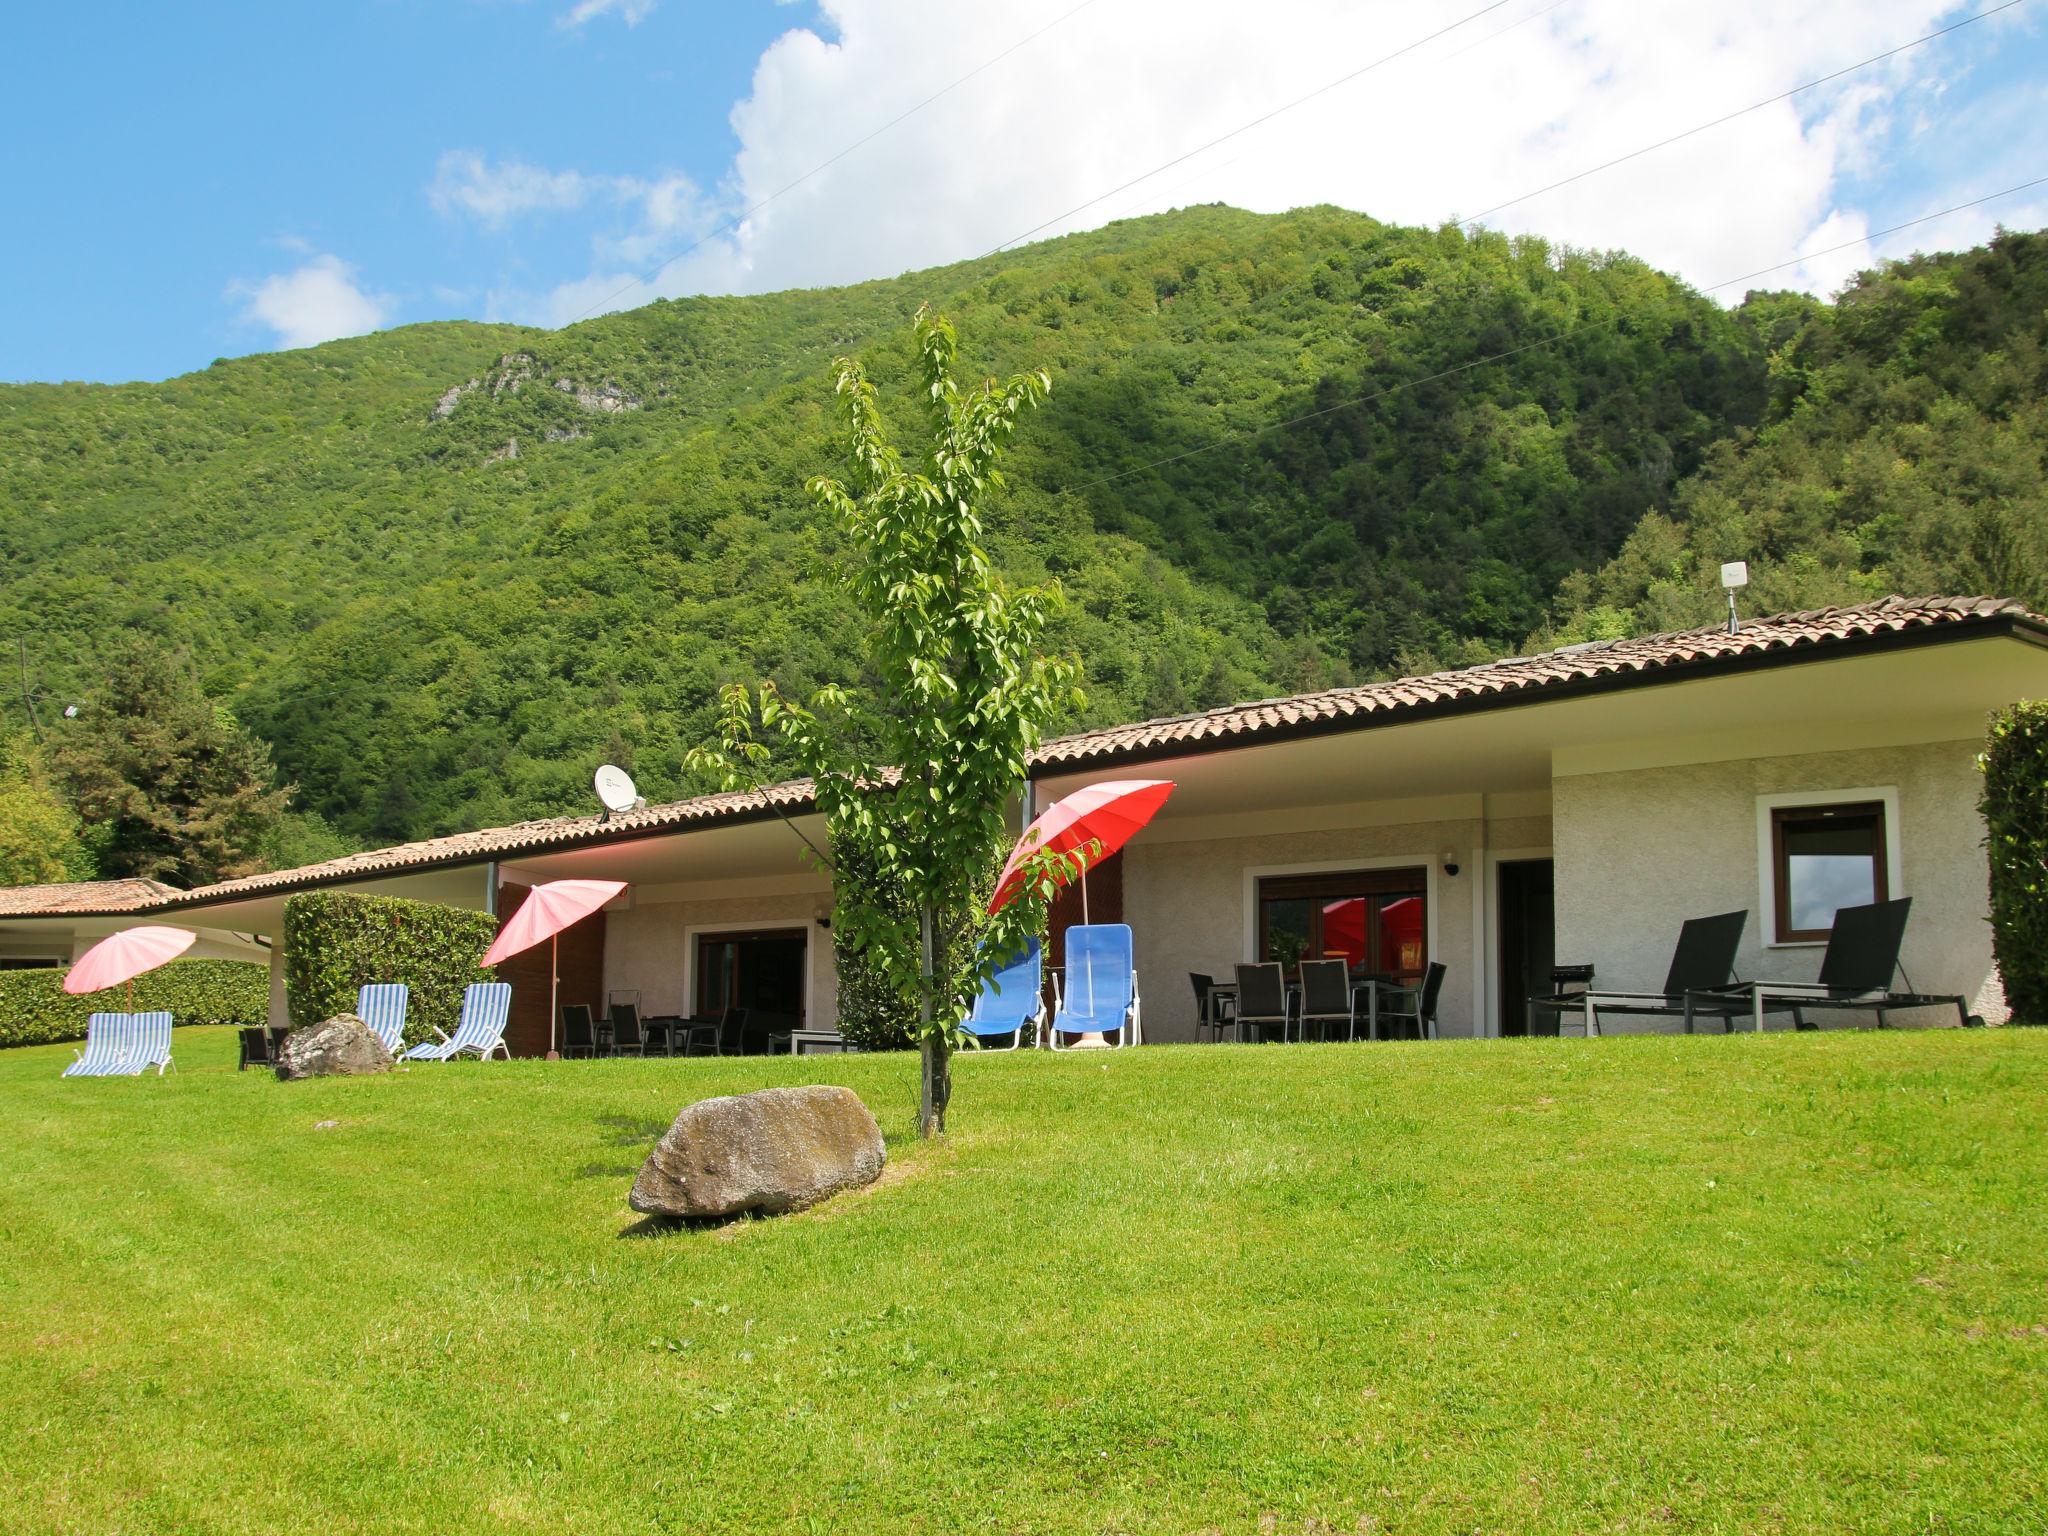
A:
[2, 1027, 2044, 1535]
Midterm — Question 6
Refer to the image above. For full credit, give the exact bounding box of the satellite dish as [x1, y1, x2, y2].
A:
[594, 764, 639, 816]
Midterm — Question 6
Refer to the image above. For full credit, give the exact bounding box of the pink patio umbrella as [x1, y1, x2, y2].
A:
[63, 925, 198, 1009]
[480, 878, 627, 1057]
[989, 779, 1176, 920]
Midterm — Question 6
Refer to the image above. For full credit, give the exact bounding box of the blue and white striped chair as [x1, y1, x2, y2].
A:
[64, 1011, 175, 1077]
[355, 983, 410, 1055]
[65, 1012, 133, 1077]
[401, 982, 513, 1062]
[124, 1011, 174, 1075]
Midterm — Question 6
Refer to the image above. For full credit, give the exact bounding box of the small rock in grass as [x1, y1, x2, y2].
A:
[314, 1120, 339, 1131]
[276, 1015, 394, 1080]
[629, 1086, 884, 1220]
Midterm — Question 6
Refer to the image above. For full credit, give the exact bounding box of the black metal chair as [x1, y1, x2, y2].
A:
[1688, 897, 1973, 1031]
[1376, 961, 1447, 1040]
[237, 1026, 274, 1071]
[559, 1003, 598, 1059]
[1233, 962, 1292, 1043]
[1189, 972, 1234, 1042]
[1297, 959, 1356, 1042]
[715, 1006, 756, 1056]
[1528, 911, 1748, 1036]
[607, 1001, 646, 1057]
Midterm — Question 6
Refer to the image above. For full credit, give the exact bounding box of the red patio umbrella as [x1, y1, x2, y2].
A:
[989, 779, 1176, 919]
[481, 878, 627, 1057]
[63, 925, 198, 1008]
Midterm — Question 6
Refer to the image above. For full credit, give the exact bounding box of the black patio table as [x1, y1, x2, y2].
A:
[1202, 971, 1405, 1040]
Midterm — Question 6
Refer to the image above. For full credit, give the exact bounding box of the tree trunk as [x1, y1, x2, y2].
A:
[916, 902, 950, 1137]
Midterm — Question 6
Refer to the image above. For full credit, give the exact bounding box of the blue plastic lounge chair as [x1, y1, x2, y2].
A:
[1051, 924, 1141, 1049]
[355, 983, 410, 1054]
[400, 982, 513, 1062]
[960, 938, 1046, 1050]
[64, 1012, 132, 1077]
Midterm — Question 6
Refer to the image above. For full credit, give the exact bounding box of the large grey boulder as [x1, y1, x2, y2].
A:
[630, 1085, 885, 1220]
[276, 1014, 394, 1080]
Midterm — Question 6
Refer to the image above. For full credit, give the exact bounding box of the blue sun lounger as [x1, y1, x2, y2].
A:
[64, 1011, 174, 1077]
[401, 982, 513, 1062]
[355, 983, 411, 1054]
[960, 938, 1046, 1050]
[1051, 923, 1141, 1048]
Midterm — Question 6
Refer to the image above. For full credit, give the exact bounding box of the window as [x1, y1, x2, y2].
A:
[1257, 868, 1427, 982]
[0, 957, 63, 971]
[1770, 801, 1888, 943]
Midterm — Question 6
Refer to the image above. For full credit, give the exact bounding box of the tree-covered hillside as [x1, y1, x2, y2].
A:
[2, 207, 2040, 850]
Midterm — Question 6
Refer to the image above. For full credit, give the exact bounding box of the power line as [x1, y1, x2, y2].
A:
[1456, 0, 2029, 228]
[977, 0, 1522, 259]
[1062, 174, 2048, 494]
[558, 0, 1107, 328]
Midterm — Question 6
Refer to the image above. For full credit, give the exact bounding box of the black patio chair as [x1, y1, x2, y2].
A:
[1377, 961, 1447, 1041]
[1232, 962, 1292, 1043]
[1297, 959, 1357, 1042]
[237, 1026, 275, 1071]
[559, 1003, 597, 1059]
[1189, 972, 1234, 1043]
[715, 1006, 757, 1056]
[607, 1001, 646, 1057]
[1527, 910, 1748, 1036]
[1688, 897, 1973, 1031]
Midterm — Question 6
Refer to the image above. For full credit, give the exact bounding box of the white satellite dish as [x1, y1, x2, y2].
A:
[594, 764, 640, 817]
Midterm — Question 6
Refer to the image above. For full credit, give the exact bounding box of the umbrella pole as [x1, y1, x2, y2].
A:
[548, 932, 561, 1060]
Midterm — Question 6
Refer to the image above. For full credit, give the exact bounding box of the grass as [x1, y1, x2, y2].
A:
[2, 1027, 2045, 1535]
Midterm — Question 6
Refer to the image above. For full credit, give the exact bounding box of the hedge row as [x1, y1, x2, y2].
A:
[0, 959, 270, 1050]
[1982, 701, 2048, 1024]
[282, 889, 499, 1048]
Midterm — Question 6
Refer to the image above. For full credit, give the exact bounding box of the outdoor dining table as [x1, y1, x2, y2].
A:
[1202, 974, 1404, 1040]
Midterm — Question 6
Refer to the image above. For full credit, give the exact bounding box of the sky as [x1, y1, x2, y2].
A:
[3, 0, 2042, 384]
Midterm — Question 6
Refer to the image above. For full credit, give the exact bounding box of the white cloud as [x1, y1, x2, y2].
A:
[430, 150, 602, 227]
[230, 254, 392, 350]
[492, 0, 2032, 322]
[558, 0, 654, 30]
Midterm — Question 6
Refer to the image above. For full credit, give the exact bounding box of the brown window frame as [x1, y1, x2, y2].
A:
[1770, 801, 1888, 944]
[1255, 867, 1428, 981]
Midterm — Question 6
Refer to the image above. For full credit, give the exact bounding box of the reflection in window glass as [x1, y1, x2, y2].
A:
[1773, 803, 1885, 940]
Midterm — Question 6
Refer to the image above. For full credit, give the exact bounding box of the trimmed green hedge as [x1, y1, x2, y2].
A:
[283, 890, 499, 1048]
[0, 959, 269, 1050]
[1982, 701, 2048, 1024]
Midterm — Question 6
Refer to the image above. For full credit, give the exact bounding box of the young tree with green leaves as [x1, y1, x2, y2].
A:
[692, 307, 1083, 1136]
[0, 732, 96, 886]
[49, 640, 291, 886]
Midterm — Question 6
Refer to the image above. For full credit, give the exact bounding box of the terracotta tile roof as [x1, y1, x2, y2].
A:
[2, 597, 2035, 921]
[1030, 595, 2042, 770]
[0, 878, 181, 917]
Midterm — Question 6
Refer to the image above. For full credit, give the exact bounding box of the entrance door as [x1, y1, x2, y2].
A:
[1496, 859, 1554, 1037]
[696, 929, 808, 1036]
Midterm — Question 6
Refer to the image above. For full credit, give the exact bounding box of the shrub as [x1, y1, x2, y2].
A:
[282, 890, 499, 1048]
[1982, 701, 2048, 1024]
[0, 959, 269, 1050]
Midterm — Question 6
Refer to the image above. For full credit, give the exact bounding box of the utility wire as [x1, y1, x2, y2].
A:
[978, 0, 1522, 259]
[1063, 174, 2048, 494]
[558, 0, 1107, 328]
[1455, 0, 2029, 228]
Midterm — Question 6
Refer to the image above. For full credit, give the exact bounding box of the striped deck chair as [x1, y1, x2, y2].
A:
[123, 1011, 175, 1075]
[64, 1012, 133, 1077]
[355, 983, 411, 1054]
[400, 982, 513, 1062]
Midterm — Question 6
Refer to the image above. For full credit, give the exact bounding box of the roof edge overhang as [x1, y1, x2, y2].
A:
[1027, 608, 2048, 779]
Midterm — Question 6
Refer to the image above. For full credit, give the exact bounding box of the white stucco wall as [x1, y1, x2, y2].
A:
[1552, 738, 2001, 1026]
[1122, 809, 1552, 1042]
[602, 891, 840, 1028]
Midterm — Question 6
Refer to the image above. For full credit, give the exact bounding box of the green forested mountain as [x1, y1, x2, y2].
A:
[2, 207, 2041, 851]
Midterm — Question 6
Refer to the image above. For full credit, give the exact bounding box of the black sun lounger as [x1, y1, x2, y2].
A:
[1686, 897, 1974, 1031]
[1527, 910, 1749, 1035]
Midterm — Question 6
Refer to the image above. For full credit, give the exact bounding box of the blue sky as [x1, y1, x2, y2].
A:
[4, 0, 2041, 385]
